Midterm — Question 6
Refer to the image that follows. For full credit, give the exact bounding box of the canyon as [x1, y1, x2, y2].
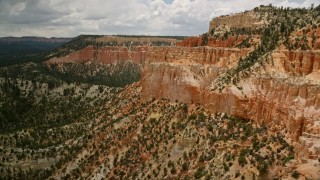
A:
[46, 39, 320, 165]
[142, 47, 320, 163]
[44, 5, 320, 172]
[1, 5, 320, 179]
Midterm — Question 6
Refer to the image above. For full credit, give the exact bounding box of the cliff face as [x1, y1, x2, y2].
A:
[48, 45, 320, 150]
[141, 46, 320, 160]
[209, 11, 266, 32]
[141, 47, 250, 103]
[43, 46, 145, 87]
[177, 36, 246, 48]
[46, 46, 148, 65]
[43, 36, 320, 162]
[282, 51, 320, 76]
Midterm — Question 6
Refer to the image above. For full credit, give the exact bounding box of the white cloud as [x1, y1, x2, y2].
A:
[0, 0, 318, 37]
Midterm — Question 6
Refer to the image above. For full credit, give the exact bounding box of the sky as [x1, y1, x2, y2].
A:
[0, 0, 318, 37]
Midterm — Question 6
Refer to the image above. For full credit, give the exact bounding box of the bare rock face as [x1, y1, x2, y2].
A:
[207, 36, 246, 48]
[176, 36, 203, 47]
[145, 46, 250, 65]
[315, 39, 320, 50]
[209, 10, 266, 32]
[282, 51, 320, 76]
[45, 46, 148, 65]
[177, 36, 247, 48]
[44, 43, 320, 161]
[141, 46, 320, 161]
[141, 47, 250, 103]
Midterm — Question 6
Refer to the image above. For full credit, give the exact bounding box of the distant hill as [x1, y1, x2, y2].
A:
[0, 35, 186, 67]
[0, 36, 72, 67]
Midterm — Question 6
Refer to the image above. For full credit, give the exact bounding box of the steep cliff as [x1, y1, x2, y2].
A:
[46, 46, 148, 65]
[177, 35, 248, 48]
[45, 39, 320, 159]
[210, 12, 262, 32]
[44, 46, 148, 87]
[40, 5, 320, 177]
[140, 45, 320, 164]
[209, 7, 268, 33]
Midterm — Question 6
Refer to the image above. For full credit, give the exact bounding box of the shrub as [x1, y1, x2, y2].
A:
[291, 170, 300, 179]
[258, 161, 268, 175]
[194, 166, 207, 179]
[235, 171, 241, 178]
[182, 162, 189, 171]
[170, 166, 177, 174]
[283, 155, 294, 164]
[238, 155, 247, 167]
[182, 103, 188, 113]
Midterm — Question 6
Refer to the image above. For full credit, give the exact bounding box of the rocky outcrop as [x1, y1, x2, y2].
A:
[177, 36, 246, 48]
[141, 47, 320, 161]
[209, 11, 266, 32]
[282, 51, 320, 76]
[315, 39, 320, 50]
[97, 47, 148, 64]
[45, 43, 320, 161]
[146, 46, 250, 65]
[45, 46, 148, 65]
[141, 47, 250, 103]
[176, 36, 203, 47]
[207, 36, 246, 48]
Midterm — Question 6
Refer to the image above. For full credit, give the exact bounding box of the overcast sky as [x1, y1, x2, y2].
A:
[0, 0, 318, 37]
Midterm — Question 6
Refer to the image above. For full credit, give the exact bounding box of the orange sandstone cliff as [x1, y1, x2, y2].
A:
[45, 45, 320, 162]
[140, 46, 320, 162]
[46, 46, 148, 65]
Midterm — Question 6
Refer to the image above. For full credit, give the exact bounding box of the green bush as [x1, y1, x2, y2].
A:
[291, 170, 300, 179]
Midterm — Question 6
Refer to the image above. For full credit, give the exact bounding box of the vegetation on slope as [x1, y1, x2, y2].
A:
[0, 80, 295, 179]
[0, 35, 185, 68]
[212, 4, 320, 91]
[46, 35, 185, 60]
[0, 5, 318, 180]
[0, 60, 141, 88]
[0, 40, 70, 67]
[0, 77, 120, 179]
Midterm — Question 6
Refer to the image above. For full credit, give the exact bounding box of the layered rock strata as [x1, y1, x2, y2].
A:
[44, 44, 320, 161]
[46, 46, 148, 65]
[209, 10, 267, 32]
[141, 47, 320, 161]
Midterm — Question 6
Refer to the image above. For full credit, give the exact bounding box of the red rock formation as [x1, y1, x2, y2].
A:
[315, 39, 320, 50]
[44, 42, 320, 162]
[45, 44, 320, 161]
[46, 46, 148, 65]
[146, 46, 250, 65]
[177, 36, 246, 48]
[177, 36, 202, 47]
[140, 47, 320, 161]
[273, 50, 320, 76]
